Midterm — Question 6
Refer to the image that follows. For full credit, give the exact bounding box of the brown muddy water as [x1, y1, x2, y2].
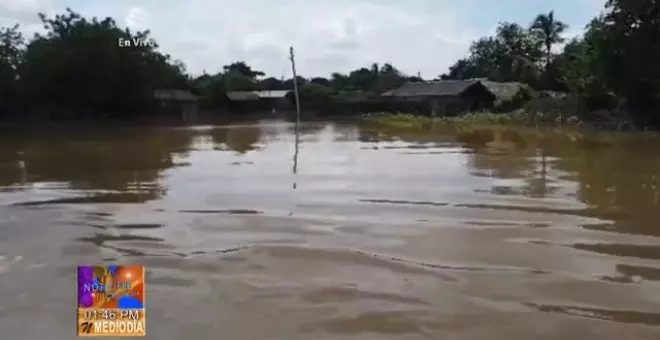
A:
[1, 120, 660, 339]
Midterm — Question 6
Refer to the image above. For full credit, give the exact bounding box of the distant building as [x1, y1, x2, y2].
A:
[226, 90, 293, 112]
[153, 89, 199, 120]
[381, 79, 529, 116]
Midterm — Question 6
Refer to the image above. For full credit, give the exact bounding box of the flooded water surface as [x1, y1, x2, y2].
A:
[1, 120, 660, 339]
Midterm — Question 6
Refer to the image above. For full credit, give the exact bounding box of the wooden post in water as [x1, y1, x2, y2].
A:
[289, 47, 301, 190]
[289, 46, 301, 124]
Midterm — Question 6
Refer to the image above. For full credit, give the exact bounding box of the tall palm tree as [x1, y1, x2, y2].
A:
[530, 11, 568, 69]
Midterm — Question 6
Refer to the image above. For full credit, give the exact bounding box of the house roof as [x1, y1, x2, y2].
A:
[254, 90, 291, 98]
[480, 81, 531, 102]
[381, 80, 481, 97]
[154, 89, 198, 102]
[226, 91, 260, 101]
[227, 90, 291, 101]
[381, 79, 530, 101]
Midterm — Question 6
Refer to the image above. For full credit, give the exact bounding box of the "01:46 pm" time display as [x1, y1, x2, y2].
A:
[80, 308, 142, 321]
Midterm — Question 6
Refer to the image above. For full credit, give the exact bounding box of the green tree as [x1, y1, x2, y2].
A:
[530, 11, 568, 69]
[0, 24, 25, 117]
[599, 0, 660, 124]
[221, 62, 264, 91]
[443, 22, 543, 85]
[261, 76, 286, 90]
[0, 25, 24, 78]
[19, 9, 188, 119]
[330, 72, 350, 90]
[223, 62, 265, 78]
[348, 67, 377, 91]
[222, 71, 260, 91]
[192, 73, 227, 109]
[440, 58, 477, 80]
[297, 82, 333, 102]
[494, 22, 544, 83]
[310, 77, 331, 87]
[556, 37, 607, 99]
[372, 63, 406, 93]
[283, 76, 307, 89]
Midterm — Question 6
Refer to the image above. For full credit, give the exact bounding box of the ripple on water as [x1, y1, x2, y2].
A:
[2, 122, 660, 339]
[526, 303, 660, 326]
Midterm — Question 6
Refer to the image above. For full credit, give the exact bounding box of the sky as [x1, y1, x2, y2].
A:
[1, 0, 607, 79]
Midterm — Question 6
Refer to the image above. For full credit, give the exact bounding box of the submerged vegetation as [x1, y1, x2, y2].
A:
[361, 111, 584, 130]
[361, 113, 433, 129]
[361, 113, 660, 153]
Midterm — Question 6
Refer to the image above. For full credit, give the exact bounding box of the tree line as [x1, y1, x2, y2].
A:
[1, 0, 659, 126]
[190, 60, 421, 111]
[0, 10, 188, 120]
[0, 8, 421, 121]
[441, 0, 660, 126]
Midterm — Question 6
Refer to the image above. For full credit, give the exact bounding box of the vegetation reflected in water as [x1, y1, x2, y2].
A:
[1, 121, 660, 340]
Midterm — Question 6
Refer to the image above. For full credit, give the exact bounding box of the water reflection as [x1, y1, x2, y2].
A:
[527, 302, 660, 326]
[292, 121, 300, 190]
[616, 264, 660, 282]
[2, 121, 660, 340]
[0, 127, 197, 203]
[2, 122, 659, 253]
[286, 122, 327, 137]
[357, 124, 660, 262]
[210, 125, 262, 154]
[451, 127, 660, 236]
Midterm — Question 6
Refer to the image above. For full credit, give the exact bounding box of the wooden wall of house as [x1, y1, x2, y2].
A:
[460, 84, 496, 111]
[427, 96, 470, 117]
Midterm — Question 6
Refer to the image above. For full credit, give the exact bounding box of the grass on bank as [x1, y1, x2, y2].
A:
[360, 111, 582, 129]
[360, 112, 660, 148]
[360, 113, 433, 129]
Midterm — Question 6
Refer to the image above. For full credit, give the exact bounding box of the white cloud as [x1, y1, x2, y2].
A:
[0, 0, 475, 78]
[125, 7, 150, 32]
[0, 0, 53, 35]
[0, 0, 604, 79]
[0, 0, 48, 14]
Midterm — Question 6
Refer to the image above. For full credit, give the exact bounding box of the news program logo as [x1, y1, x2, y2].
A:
[77, 265, 146, 336]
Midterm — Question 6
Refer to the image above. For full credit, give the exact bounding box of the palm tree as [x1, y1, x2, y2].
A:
[530, 10, 568, 69]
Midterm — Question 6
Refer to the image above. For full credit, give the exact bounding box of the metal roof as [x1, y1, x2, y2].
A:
[253, 90, 291, 98]
[227, 90, 291, 101]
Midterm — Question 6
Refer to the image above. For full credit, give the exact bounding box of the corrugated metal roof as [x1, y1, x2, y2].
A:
[254, 90, 291, 98]
[227, 90, 291, 101]
[154, 89, 198, 101]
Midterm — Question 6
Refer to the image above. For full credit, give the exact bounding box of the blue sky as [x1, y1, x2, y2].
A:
[454, 0, 604, 31]
[1, 0, 607, 78]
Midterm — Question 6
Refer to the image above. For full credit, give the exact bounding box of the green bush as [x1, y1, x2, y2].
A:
[360, 111, 584, 130]
[361, 112, 432, 129]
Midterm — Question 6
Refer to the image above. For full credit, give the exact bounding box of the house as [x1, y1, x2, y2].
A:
[479, 81, 533, 110]
[153, 89, 199, 120]
[226, 90, 293, 112]
[381, 79, 530, 116]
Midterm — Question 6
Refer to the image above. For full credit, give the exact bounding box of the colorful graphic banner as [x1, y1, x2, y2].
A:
[77, 265, 146, 336]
